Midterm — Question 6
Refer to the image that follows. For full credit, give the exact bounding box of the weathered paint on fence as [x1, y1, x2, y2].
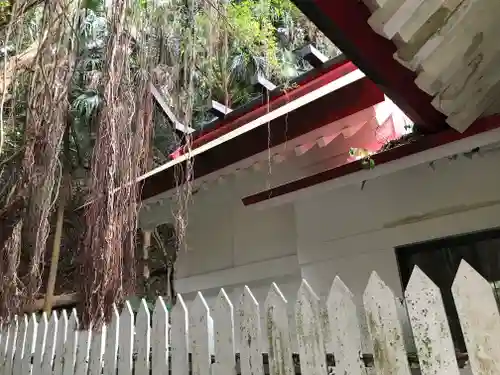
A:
[0, 260, 496, 375]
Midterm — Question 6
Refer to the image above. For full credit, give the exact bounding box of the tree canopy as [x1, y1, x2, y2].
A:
[0, 0, 338, 324]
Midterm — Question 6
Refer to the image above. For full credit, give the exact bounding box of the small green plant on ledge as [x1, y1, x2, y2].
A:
[349, 147, 375, 169]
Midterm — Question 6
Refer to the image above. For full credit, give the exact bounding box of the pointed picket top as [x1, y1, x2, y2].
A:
[4, 315, 18, 375]
[89, 323, 106, 375]
[171, 294, 189, 375]
[265, 283, 294, 375]
[152, 297, 169, 375]
[33, 312, 48, 375]
[295, 280, 327, 375]
[42, 311, 59, 375]
[363, 272, 411, 375]
[213, 288, 235, 375]
[0, 321, 6, 363]
[0, 321, 11, 373]
[0, 321, 3, 355]
[103, 305, 119, 375]
[405, 267, 459, 375]
[327, 276, 366, 375]
[74, 324, 91, 375]
[53, 311, 69, 375]
[1, 322, 9, 366]
[239, 286, 264, 375]
[13, 314, 28, 375]
[22, 314, 38, 375]
[118, 301, 134, 375]
[191, 292, 211, 375]
[62, 310, 79, 375]
[452, 260, 500, 374]
[136, 299, 151, 375]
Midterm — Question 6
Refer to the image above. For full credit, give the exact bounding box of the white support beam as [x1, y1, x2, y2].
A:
[295, 142, 316, 156]
[149, 83, 195, 134]
[316, 134, 339, 148]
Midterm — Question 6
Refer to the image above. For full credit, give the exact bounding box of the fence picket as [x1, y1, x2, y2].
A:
[62, 310, 78, 375]
[53, 312, 68, 375]
[103, 306, 119, 375]
[74, 326, 91, 375]
[295, 280, 326, 375]
[190, 293, 211, 375]
[5, 316, 18, 375]
[118, 302, 134, 375]
[22, 315, 37, 375]
[136, 300, 151, 375]
[405, 266, 459, 375]
[32, 313, 48, 375]
[13, 315, 27, 375]
[0, 321, 11, 374]
[265, 283, 293, 375]
[0, 322, 9, 371]
[171, 294, 189, 375]
[0, 322, 4, 357]
[213, 288, 235, 375]
[327, 276, 366, 375]
[152, 297, 168, 375]
[7, 271, 500, 375]
[88, 323, 106, 375]
[451, 260, 500, 374]
[41, 313, 58, 375]
[363, 272, 411, 375]
[239, 286, 264, 375]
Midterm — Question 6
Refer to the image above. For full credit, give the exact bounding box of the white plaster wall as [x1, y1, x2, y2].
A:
[294, 149, 500, 354]
[143, 170, 303, 351]
[172, 173, 298, 279]
[140, 141, 500, 356]
[296, 148, 500, 301]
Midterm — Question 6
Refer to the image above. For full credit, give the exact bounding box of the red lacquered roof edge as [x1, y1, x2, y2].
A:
[141, 75, 384, 200]
[242, 115, 500, 206]
[169, 58, 358, 159]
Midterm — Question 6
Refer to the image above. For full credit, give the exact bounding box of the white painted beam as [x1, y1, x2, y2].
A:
[316, 134, 339, 148]
[295, 143, 316, 157]
[149, 83, 195, 134]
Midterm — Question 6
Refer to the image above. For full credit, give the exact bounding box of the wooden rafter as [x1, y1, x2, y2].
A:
[291, 0, 448, 133]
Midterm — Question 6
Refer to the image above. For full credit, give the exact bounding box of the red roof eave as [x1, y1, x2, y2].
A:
[171, 58, 359, 158]
[142, 60, 385, 200]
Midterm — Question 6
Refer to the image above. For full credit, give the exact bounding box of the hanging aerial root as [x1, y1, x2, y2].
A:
[20, 0, 79, 305]
[80, 0, 155, 328]
[0, 221, 23, 319]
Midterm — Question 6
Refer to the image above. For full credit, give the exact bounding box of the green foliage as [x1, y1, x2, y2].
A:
[1, 0, 338, 175]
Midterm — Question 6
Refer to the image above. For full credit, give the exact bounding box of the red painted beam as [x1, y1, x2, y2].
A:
[141, 77, 384, 200]
[291, 0, 447, 133]
[171, 58, 357, 159]
[242, 115, 500, 206]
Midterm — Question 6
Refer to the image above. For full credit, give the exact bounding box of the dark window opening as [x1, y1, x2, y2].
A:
[395, 228, 500, 352]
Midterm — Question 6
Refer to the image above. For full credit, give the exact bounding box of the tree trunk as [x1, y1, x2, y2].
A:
[42, 174, 70, 314]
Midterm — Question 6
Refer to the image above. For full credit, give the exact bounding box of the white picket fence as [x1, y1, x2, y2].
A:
[1, 260, 500, 375]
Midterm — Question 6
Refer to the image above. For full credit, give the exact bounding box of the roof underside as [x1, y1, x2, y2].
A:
[293, 0, 500, 133]
[141, 60, 384, 200]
